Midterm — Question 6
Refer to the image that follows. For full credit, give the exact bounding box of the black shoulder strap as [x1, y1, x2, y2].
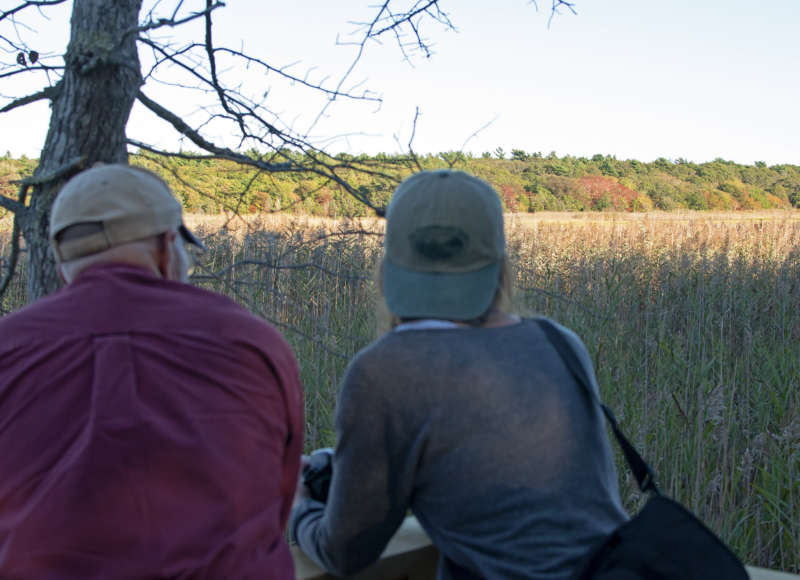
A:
[536, 318, 660, 495]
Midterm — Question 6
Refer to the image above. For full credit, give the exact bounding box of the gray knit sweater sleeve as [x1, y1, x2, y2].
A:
[290, 358, 417, 576]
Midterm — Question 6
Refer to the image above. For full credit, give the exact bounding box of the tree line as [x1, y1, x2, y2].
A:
[3, 151, 799, 218]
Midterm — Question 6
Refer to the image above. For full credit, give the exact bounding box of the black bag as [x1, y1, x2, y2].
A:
[536, 319, 749, 580]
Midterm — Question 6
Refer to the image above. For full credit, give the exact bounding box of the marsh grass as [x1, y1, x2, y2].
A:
[1, 211, 798, 571]
[0, 215, 26, 314]
[506, 213, 799, 572]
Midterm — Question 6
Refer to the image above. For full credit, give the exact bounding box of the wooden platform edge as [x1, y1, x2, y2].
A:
[292, 515, 799, 580]
[748, 566, 800, 580]
[292, 516, 436, 580]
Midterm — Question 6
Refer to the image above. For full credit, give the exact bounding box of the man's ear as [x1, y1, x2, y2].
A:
[156, 230, 176, 278]
[51, 244, 68, 285]
[56, 262, 67, 285]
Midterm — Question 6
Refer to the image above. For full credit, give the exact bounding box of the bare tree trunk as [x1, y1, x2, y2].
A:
[21, 0, 142, 301]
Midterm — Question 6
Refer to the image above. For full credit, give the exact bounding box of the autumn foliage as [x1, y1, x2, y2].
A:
[2, 152, 799, 217]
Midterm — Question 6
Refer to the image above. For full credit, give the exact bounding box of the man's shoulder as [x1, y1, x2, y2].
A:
[0, 288, 67, 332]
[0, 272, 288, 353]
[175, 284, 289, 344]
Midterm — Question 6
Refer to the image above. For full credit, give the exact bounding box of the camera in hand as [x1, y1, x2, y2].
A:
[302, 448, 333, 502]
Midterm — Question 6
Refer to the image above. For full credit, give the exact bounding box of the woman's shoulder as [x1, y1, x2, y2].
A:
[525, 315, 600, 390]
[347, 329, 417, 372]
[522, 315, 586, 346]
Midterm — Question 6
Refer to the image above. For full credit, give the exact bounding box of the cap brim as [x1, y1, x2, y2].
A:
[179, 223, 206, 250]
[382, 260, 500, 320]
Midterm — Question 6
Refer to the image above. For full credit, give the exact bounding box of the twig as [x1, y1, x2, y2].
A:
[369, 1, 448, 38]
[136, 91, 289, 171]
[203, 0, 243, 136]
[129, 1, 224, 38]
[306, 0, 409, 135]
[0, 86, 52, 113]
[25, 155, 84, 185]
[0, 193, 24, 213]
[0, 64, 63, 81]
[459, 115, 500, 153]
[135, 92, 390, 216]
[547, 0, 577, 27]
[404, 106, 423, 172]
[0, 0, 67, 24]
[214, 48, 382, 103]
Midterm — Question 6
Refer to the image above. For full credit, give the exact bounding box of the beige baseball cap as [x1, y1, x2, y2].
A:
[50, 164, 205, 261]
[382, 170, 505, 320]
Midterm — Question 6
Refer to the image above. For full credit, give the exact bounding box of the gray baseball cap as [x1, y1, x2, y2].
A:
[50, 164, 205, 261]
[382, 170, 505, 320]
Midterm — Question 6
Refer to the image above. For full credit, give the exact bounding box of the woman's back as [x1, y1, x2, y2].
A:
[293, 318, 627, 579]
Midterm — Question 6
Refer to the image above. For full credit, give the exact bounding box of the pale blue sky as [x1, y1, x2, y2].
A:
[1, 0, 797, 164]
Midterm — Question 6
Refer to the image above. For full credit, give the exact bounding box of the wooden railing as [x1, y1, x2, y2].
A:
[293, 517, 437, 580]
[292, 516, 799, 580]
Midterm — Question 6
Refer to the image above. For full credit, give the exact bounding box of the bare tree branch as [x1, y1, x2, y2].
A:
[0, 194, 24, 213]
[203, 0, 242, 136]
[459, 115, 500, 152]
[134, 2, 470, 175]
[368, 0, 452, 41]
[394, 105, 423, 172]
[0, 83, 56, 112]
[0, 63, 63, 80]
[136, 38, 297, 145]
[440, 150, 465, 169]
[306, 1, 458, 136]
[127, 141, 221, 161]
[27, 155, 85, 186]
[545, 0, 577, 27]
[213, 47, 382, 104]
[137, 90, 290, 171]
[138, 34, 379, 118]
[136, 90, 394, 215]
[129, 1, 223, 38]
[0, 0, 67, 24]
[306, 2, 394, 135]
[137, 38, 203, 82]
[0, 0, 67, 88]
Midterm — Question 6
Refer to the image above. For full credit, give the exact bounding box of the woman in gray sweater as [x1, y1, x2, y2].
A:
[291, 170, 628, 580]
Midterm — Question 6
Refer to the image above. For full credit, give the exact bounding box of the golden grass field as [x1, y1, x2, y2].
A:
[2, 210, 799, 572]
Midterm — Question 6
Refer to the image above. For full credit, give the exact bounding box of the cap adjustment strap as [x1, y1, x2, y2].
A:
[56, 229, 112, 261]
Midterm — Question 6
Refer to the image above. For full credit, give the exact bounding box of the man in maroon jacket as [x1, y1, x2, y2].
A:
[0, 164, 304, 579]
